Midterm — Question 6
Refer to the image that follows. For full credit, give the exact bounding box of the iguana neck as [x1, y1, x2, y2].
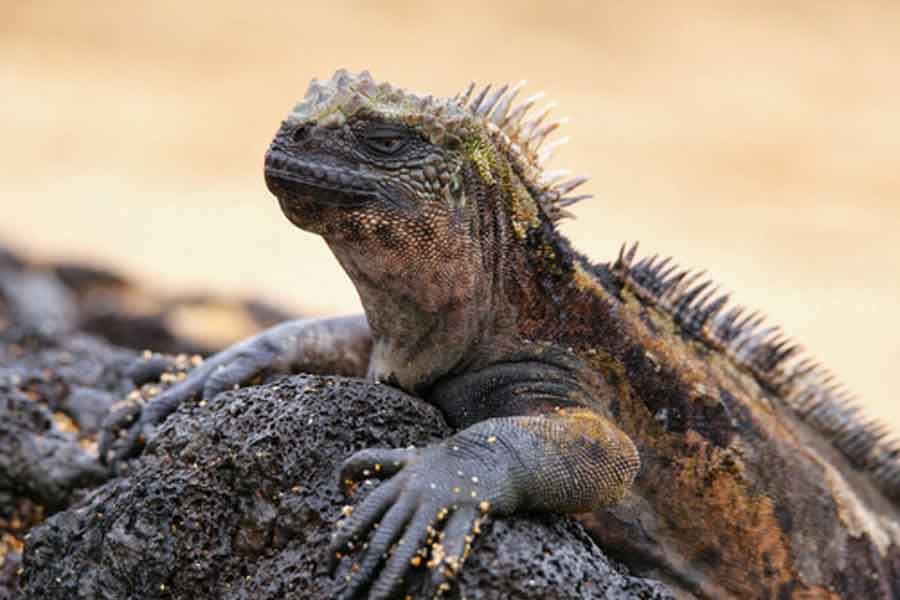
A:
[325, 176, 591, 393]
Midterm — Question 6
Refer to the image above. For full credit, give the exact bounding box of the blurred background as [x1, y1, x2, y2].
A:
[1, 2, 898, 429]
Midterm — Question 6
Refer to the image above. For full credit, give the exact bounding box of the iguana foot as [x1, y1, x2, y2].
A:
[329, 440, 517, 600]
[98, 316, 371, 469]
[98, 334, 279, 467]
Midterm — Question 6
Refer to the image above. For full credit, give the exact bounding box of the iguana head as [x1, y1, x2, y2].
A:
[265, 69, 587, 236]
[265, 69, 589, 384]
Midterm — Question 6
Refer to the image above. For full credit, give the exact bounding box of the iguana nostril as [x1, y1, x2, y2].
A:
[291, 124, 312, 143]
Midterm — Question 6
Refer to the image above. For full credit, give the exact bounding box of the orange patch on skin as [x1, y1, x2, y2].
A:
[669, 431, 793, 594]
[607, 379, 832, 598]
[595, 305, 816, 597]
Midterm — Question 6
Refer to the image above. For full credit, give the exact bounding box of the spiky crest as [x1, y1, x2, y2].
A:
[287, 69, 590, 223]
[612, 242, 900, 500]
[455, 81, 590, 222]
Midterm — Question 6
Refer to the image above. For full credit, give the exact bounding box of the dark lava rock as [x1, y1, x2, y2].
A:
[0, 328, 141, 598]
[20, 375, 673, 599]
[2, 245, 672, 598]
[0, 329, 141, 509]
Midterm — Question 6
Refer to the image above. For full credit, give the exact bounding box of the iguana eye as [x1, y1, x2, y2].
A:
[361, 125, 409, 156]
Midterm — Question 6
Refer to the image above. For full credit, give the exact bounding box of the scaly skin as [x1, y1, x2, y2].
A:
[101, 70, 900, 599]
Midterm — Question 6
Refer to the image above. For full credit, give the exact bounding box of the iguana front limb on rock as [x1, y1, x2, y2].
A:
[100, 315, 372, 460]
[100, 70, 900, 599]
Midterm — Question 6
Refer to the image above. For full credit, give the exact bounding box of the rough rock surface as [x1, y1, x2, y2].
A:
[20, 374, 673, 599]
[0, 327, 140, 598]
[1, 246, 673, 599]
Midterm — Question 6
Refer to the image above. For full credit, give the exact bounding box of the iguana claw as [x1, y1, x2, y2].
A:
[330, 440, 508, 599]
[98, 317, 371, 470]
[98, 333, 281, 467]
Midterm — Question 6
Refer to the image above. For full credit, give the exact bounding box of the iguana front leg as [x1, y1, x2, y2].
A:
[98, 315, 371, 466]
[330, 407, 640, 599]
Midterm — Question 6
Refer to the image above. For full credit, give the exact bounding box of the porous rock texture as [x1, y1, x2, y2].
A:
[20, 374, 673, 599]
[1, 244, 673, 599]
[0, 326, 139, 600]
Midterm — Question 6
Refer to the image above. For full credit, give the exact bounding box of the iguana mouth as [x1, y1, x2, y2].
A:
[264, 148, 377, 208]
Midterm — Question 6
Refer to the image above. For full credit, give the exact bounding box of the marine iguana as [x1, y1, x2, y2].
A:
[100, 69, 900, 599]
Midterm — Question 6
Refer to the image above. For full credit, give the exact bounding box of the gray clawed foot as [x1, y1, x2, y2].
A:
[98, 317, 369, 471]
[97, 396, 148, 470]
[338, 447, 421, 492]
[330, 443, 501, 599]
[99, 336, 279, 469]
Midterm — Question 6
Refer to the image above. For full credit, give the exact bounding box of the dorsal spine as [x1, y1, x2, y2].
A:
[612, 242, 900, 501]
